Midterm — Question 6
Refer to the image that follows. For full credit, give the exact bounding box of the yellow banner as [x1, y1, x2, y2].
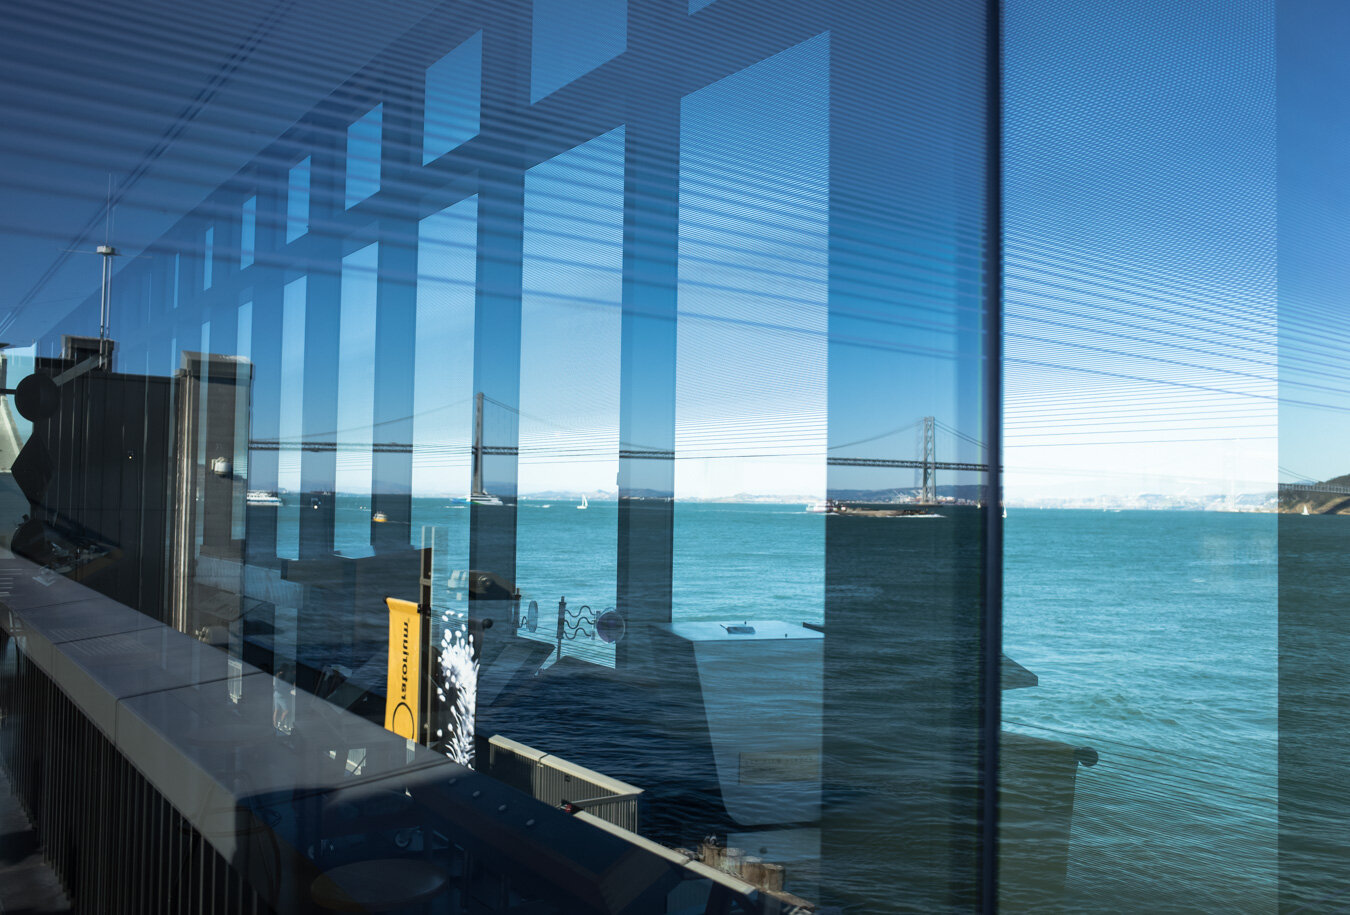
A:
[384, 597, 423, 741]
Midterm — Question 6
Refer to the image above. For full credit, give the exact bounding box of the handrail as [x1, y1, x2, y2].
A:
[0, 552, 770, 914]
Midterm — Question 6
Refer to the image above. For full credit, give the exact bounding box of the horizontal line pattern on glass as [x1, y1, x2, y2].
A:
[1, 1, 997, 912]
[1003, 3, 1277, 913]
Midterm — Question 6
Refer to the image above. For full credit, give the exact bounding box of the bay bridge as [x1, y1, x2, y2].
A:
[824, 416, 991, 502]
[1277, 482, 1350, 496]
[249, 402, 991, 503]
[1277, 465, 1350, 497]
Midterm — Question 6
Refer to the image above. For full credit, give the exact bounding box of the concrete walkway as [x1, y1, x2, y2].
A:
[0, 762, 70, 914]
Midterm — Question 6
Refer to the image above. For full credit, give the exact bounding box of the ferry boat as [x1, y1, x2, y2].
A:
[245, 490, 282, 506]
[449, 493, 505, 506]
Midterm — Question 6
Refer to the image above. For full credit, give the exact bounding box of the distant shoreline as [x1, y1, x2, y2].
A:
[305, 491, 1291, 512]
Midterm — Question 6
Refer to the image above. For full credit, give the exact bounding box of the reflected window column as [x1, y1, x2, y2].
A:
[820, 2, 995, 911]
[468, 16, 531, 584]
[369, 81, 419, 554]
[299, 121, 344, 561]
[615, 2, 682, 670]
[293, 120, 347, 683]
[242, 165, 286, 566]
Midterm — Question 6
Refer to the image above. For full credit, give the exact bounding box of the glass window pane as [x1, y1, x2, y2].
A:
[1002, 0, 1277, 910]
[531, 0, 625, 102]
[346, 104, 382, 209]
[1, 4, 1001, 912]
[413, 197, 477, 602]
[675, 34, 829, 624]
[336, 243, 379, 552]
[287, 156, 310, 242]
[1277, 5, 1350, 911]
[233, 300, 252, 540]
[278, 277, 306, 560]
[515, 127, 624, 665]
[424, 32, 482, 164]
[203, 226, 214, 289]
[241, 195, 256, 267]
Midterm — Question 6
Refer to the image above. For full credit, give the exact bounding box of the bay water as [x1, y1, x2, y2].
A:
[1004, 509, 1276, 913]
[311, 501, 1279, 910]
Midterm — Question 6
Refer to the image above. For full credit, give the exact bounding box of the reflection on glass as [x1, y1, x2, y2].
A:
[414, 198, 477, 615]
[675, 32, 828, 616]
[517, 127, 623, 664]
[195, 320, 212, 554]
[287, 156, 310, 243]
[277, 277, 306, 560]
[1003, 514, 1275, 911]
[1001, 0, 1278, 910]
[0, 3, 1007, 913]
[423, 32, 482, 164]
[661, 33, 834, 901]
[241, 195, 255, 268]
[233, 301, 252, 541]
[203, 226, 214, 289]
[0, 347, 34, 535]
[346, 105, 382, 209]
[530, 0, 626, 102]
[336, 244, 378, 554]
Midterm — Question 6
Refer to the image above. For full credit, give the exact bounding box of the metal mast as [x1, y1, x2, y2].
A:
[96, 244, 116, 367]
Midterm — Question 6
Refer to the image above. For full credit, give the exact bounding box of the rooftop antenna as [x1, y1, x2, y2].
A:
[96, 175, 116, 369]
[55, 176, 135, 384]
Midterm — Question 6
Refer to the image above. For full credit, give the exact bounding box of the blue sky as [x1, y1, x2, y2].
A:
[0, 0, 1313, 503]
[1004, 0, 1277, 501]
[1277, 0, 1350, 488]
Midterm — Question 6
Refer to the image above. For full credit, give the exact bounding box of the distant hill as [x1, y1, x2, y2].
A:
[828, 484, 988, 504]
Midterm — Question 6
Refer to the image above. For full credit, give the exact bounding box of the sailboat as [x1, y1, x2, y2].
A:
[1302, 505, 1311, 516]
[577, 495, 589, 510]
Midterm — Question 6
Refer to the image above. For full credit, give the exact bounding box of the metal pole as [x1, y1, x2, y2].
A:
[555, 596, 566, 661]
[97, 244, 116, 368]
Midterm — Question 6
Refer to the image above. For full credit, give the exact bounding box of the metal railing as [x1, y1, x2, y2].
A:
[487, 735, 643, 833]
[1, 641, 274, 915]
[0, 559, 781, 915]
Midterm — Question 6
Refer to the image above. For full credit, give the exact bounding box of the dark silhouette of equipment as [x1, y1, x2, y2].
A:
[7, 337, 174, 621]
[2, 373, 60, 421]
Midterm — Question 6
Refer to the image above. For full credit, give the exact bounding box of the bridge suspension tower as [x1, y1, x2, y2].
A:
[921, 416, 936, 504]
